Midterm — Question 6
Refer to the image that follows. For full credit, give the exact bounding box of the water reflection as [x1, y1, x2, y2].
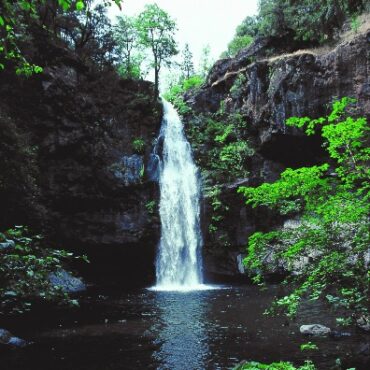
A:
[151, 291, 211, 370]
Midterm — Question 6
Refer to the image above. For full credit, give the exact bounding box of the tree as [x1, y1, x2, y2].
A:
[136, 3, 178, 96]
[257, 0, 288, 37]
[224, 34, 253, 58]
[198, 44, 213, 79]
[114, 14, 144, 78]
[224, 0, 369, 52]
[236, 16, 260, 38]
[58, 1, 117, 69]
[0, 0, 122, 75]
[181, 43, 194, 80]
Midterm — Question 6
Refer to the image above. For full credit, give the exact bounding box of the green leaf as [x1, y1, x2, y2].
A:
[76, 1, 85, 11]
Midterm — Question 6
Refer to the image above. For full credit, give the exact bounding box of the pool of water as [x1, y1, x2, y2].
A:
[1, 285, 368, 370]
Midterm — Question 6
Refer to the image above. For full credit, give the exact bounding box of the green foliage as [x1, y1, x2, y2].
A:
[215, 124, 234, 143]
[235, 360, 315, 370]
[185, 109, 252, 186]
[222, 15, 259, 58]
[0, 0, 122, 75]
[205, 185, 231, 246]
[225, 0, 368, 54]
[351, 15, 361, 33]
[336, 316, 352, 326]
[239, 98, 369, 320]
[224, 34, 253, 58]
[300, 342, 319, 351]
[163, 75, 204, 114]
[219, 141, 254, 175]
[0, 226, 85, 314]
[114, 15, 145, 79]
[230, 74, 247, 99]
[184, 107, 253, 249]
[239, 164, 330, 214]
[132, 138, 145, 154]
[145, 200, 156, 215]
[139, 164, 145, 178]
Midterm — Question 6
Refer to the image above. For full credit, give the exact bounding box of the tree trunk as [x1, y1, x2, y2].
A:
[154, 56, 159, 99]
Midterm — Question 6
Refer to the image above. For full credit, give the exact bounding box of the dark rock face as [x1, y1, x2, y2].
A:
[0, 37, 162, 284]
[191, 32, 370, 146]
[185, 31, 370, 279]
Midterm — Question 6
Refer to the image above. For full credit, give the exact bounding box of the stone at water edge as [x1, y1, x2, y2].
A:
[300, 324, 331, 336]
[49, 269, 86, 293]
[0, 328, 31, 348]
[0, 239, 15, 250]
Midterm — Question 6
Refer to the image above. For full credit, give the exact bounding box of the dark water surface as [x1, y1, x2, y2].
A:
[1, 285, 368, 370]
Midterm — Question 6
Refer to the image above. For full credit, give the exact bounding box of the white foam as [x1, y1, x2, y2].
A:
[148, 284, 223, 293]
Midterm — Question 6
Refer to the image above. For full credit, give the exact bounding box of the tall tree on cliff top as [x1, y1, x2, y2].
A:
[198, 44, 213, 79]
[136, 3, 178, 96]
[181, 43, 194, 80]
[114, 14, 144, 78]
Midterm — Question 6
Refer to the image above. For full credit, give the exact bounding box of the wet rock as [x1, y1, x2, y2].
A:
[300, 324, 331, 336]
[236, 254, 246, 274]
[356, 315, 370, 332]
[356, 342, 370, 356]
[7, 337, 30, 348]
[110, 154, 144, 186]
[0, 239, 15, 250]
[0, 328, 30, 348]
[49, 269, 86, 293]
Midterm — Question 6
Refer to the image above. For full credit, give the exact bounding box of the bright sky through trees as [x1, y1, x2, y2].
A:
[109, 0, 258, 74]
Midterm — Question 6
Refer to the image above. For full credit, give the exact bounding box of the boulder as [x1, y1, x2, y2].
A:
[356, 315, 370, 332]
[0, 328, 30, 348]
[49, 269, 86, 293]
[300, 324, 331, 336]
[0, 240, 15, 250]
[110, 154, 144, 186]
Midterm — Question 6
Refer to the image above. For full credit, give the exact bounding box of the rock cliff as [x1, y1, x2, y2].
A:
[0, 34, 162, 284]
[183, 30, 370, 280]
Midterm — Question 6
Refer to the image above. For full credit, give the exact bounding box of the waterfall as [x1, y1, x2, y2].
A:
[153, 100, 203, 291]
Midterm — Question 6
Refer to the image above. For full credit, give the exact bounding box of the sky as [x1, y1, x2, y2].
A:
[108, 0, 258, 87]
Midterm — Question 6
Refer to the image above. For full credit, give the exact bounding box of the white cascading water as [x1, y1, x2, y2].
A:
[154, 100, 204, 291]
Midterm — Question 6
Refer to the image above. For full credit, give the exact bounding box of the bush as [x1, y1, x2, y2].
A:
[163, 75, 204, 114]
[0, 226, 85, 314]
[224, 0, 369, 54]
[224, 35, 253, 57]
[238, 98, 369, 320]
[132, 138, 145, 154]
[236, 360, 315, 370]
